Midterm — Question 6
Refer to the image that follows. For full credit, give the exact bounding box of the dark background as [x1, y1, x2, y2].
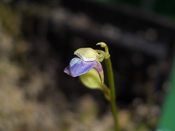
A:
[0, 0, 175, 130]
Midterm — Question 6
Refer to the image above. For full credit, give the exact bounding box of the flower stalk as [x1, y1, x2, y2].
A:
[97, 42, 120, 131]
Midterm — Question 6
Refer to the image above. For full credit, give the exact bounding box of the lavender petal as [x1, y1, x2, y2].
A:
[64, 57, 95, 77]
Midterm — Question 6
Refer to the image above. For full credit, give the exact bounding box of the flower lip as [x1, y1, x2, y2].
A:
[64, 57, 96, 77]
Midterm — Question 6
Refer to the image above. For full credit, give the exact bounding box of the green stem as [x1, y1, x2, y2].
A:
[105, 56, 120, 131]
[101, 83, 111, 101]
[98, 42, 120, 131]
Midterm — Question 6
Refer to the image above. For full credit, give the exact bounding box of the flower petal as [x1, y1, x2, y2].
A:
[74, 48, 98, 61]
[79, 68, 102, 89]
[93, 61, 104, 83]
[64, 57, 95, 77]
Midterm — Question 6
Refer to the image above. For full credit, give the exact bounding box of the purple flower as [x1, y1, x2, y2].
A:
[64, 48, 104, 83]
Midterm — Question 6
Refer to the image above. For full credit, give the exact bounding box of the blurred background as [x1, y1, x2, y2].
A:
[0, 0, 175, 130]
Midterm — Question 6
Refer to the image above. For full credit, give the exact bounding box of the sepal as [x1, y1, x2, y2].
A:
[79, 68, 102, 89]
[74, 48, 98, 61]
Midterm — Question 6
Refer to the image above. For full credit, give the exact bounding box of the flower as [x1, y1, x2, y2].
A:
[64, 42, 111, 99]
[64, 47, 104, 84]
